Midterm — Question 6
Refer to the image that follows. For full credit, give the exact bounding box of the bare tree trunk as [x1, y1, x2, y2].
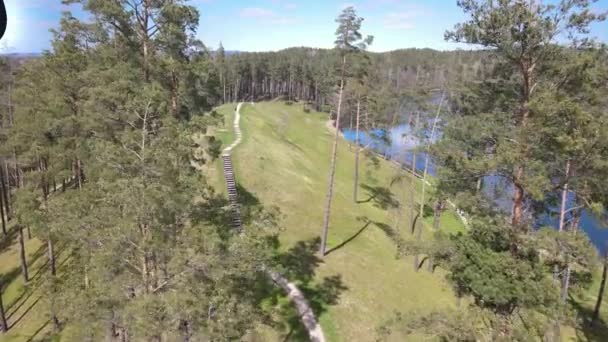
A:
[413, 220, 422, 272]
[0, 163, 10, 217]
[593, 247, 608, 324]
[51, 294, 60, 331]
[433, 200, 443, 230]
[2, 159, 9, 193]
[13, 149, 21, 188]
[76, 159, 84, 189]
[7, 65, 12, 126]
[410, 111, 419, 236]
[223, 78, 227, 104]
[48, 238, 57, 276]
[0, 282, 7, 333]
[557, 164, 574, 303]
[171, 70, 179, 119]
[26, 226, 31, 240]
[353, 97, 361, 202]
[18, 226, 28, 283]
[0, 189, 6, 236]
[420, 92, 445, 223]
[558, 160, 570, 233]
[180, 320, 191, 342]
[320, 55, 347, 256]
[142, 15, 150, 82]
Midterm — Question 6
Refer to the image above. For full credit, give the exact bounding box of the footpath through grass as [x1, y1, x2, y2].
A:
[212, 101, 608, 341]
[212, 102, 463, 341]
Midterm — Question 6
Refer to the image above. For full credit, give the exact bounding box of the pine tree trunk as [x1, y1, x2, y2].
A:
[593, 249, 608, 324]
[51, 295, 60, 331]
[0, 164, 10, 218]
[511, 170, 525, 226]
[76, 159, 84, 189]
[2, 159, 9, 194]
[433, 200, 443, 230]
[0, 282, 7, 333]
[18, 226, 28, 283]
[142, 11, 150, 83]
[48, 238, 56, 276]
[0, 189, 6, 236]
[13, 149, 21, 189]
[223, 79, 226, 104]
[420, 92, 445, 223]
[353, 98, 361, 202]
[558, 161, 570, 232]
[320, 55, 347, 256]
[409, 112, 419, 235]
[413, 218, 422, 272]
[171, 70, 179, 119]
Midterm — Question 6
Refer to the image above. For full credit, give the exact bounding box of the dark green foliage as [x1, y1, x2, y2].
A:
[383, 1, 608, 340]
[1, 1, 285, 340]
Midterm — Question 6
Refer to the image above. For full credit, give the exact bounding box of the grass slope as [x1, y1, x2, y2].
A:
[212, 101, 608, 342]
[213, 102, 463, 341]
[0, 224, 59, 342]
[0, 101, 605, 341]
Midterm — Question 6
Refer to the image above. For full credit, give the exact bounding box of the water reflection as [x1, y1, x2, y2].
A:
[342, 124, 608, 254]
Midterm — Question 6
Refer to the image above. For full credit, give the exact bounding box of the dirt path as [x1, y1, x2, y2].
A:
[223, 103, 326, 342]
[222, 102, 243, 155]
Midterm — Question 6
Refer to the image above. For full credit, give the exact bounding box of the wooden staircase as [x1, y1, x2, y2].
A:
[222, 153, 242, 230]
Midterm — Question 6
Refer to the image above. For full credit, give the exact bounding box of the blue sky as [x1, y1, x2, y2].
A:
[2, 0, 608, 53]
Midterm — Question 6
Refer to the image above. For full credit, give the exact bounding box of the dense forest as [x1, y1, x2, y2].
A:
[0, 0, 606, 341]
[214, 46, 492, 111]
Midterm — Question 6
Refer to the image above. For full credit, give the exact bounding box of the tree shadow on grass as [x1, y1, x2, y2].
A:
[372, 220, 404, 251]
[357, 184, 399, 210]
[263, 238, 348, 341]
[8, 295, 41, 329]
[191, 183, 280, 243]
[6, 288, 35, 320]
[0, 267, 23, 299]
[0, 224, 20, 253]
[193, 182, 344, 340]
[570, 294, 608, 342]
[25, 319, 50, 342]
[29, 243, 67, 283]
[236, 183, 260, 207]
[325, 217, 372, 256]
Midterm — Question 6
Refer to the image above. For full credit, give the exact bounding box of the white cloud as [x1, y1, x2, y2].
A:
[285, 3, 297, 10]
[339, 3, 356, 10]
[383, 12, 420, 30]
[239, 7, 298, 25]
[239, 7, 275, 18]
[271, 17, 297, 25]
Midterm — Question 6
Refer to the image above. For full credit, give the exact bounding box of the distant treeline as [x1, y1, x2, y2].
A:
[215, 46, 493, 110]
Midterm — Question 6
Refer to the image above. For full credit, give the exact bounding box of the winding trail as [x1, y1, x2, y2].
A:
[222, 102, 243, 155]
[222, 102, 326, 342]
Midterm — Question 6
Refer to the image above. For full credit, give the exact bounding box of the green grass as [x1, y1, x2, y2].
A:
[0, 224, 57, 342]
[213, 101, 465, 341]
[213, 101, 608, 341]
[1, 100, 605, 341]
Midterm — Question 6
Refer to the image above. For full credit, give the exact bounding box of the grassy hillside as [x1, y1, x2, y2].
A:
[211, 101, 608, 342]
[0, 101, 606, 341]
[0, 225, 58, 342]
[211, 102, 465, 341]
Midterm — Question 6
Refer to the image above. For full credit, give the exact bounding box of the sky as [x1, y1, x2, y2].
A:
[2, 0, 608, 53]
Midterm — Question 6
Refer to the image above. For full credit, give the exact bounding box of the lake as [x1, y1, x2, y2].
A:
[342, 123, 608, 254]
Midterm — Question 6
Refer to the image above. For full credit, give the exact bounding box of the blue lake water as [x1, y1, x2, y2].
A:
[343, 124, 608, 254]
